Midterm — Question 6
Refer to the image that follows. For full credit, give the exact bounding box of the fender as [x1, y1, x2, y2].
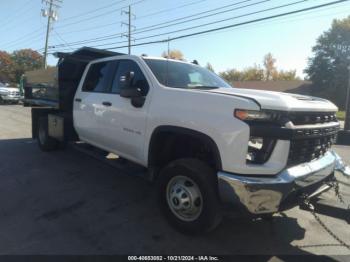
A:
[148, 125, 222, 171]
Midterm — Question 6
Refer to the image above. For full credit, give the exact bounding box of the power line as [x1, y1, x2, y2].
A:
[55, 0, 207, 37]
[0, 0, 34, 30]
[137, 0, 207, 20]
[133, 0, 259, 33]
[132, 0, 273, 36]
[104, 0, 350, 50]
[47, 0, 309, 49]
[127, 0, 311, 41]
[46, 0, 272, 49]
[48, 3, 350, 54]
[60, 0, 129, 22]
[54, 0, 146, 30]
[2, 27, 45, 49]
[53, 30, 74, 51]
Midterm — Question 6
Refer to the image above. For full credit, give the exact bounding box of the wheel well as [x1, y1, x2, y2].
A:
[148, 127, 222, 179]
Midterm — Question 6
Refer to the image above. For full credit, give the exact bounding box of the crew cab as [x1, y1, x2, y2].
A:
[24, 47, 350, 233]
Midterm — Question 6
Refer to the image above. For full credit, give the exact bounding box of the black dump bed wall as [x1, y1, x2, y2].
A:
[24, 47, 123, 112]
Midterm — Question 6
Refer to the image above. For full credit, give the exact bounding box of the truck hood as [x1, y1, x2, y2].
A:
[206, 88, 338, 112]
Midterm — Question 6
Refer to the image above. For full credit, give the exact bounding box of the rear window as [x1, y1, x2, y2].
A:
[82, 61, 116, 92]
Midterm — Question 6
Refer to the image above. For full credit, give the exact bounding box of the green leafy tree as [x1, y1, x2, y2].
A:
[0, 51, 14, 83]
[274, 70, 299, 81]
[11, 49, 43, 82]
[305, 16, 350, 109]
[220, 65, 265, 82]
[220, 69, 243, 81]
[242, 65, 265, 81]
[220, 53, 299, 83]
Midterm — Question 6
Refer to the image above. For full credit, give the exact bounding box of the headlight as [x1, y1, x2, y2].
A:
[234, 109, 279, 122]
[247, 136, 276, 164]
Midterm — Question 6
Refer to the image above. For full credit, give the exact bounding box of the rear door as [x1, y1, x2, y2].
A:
[73, 60, 117, 147]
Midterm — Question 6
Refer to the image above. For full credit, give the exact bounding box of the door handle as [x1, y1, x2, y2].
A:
[102, 101, 112, 107]
[75, 98, 82, 102]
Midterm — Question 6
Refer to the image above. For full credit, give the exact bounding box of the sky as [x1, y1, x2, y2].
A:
[1, 0, 350, 77]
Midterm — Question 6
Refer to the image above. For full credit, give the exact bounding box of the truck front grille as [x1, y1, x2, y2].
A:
[288, 134, 337, 166]
[286, 111, 339, 166]
[288, 112, 337, 125]
[9, 91, 20, 96]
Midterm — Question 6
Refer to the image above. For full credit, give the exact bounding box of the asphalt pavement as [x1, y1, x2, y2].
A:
[0, 105, 349, 258]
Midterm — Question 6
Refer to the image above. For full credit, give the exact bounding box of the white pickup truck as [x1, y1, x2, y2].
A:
[0, 82, 22, 104]
[24, 47, 349, 233]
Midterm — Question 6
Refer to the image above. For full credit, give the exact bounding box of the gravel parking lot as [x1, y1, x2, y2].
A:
[0, 105, 349, 258]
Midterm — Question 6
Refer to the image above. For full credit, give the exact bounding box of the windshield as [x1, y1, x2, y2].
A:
[144, 59, 231, 89]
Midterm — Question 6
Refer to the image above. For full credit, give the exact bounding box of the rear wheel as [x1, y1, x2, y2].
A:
[157, 158, 222, 234]
[37, 117, 59, 151]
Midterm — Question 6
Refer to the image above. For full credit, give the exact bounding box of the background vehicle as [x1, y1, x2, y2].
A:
[0, 82, 22, 104]
[24, 47, 349, 234]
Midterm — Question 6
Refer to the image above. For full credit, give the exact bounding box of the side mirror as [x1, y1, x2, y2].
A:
[120, 71, 142, 98]
[121, 71, 135, 89]
[120, 88, 142, 98]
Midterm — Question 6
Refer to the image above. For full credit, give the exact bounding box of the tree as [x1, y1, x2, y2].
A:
[274, 70, 299, 81]
[11, 49, 43, 82]
[243, 65, 265, 81]
[220, 65, 265, 82]
[205, 62, 215, 72]
[263, 53, 277, 81]
[219, 53, 299, 83]
[305, 16, 350, 109]
[220, 69, 243, 82]
[161, 49, 184, 60]
[0, 51, 14, 83]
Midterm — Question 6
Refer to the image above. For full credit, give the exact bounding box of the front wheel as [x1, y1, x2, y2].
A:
[157, 158, 222, 234]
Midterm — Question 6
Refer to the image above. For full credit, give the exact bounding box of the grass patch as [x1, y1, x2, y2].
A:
[336, 111, 345, 121]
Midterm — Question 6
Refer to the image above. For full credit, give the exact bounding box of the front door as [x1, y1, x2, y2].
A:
[102, 59, 151, 164]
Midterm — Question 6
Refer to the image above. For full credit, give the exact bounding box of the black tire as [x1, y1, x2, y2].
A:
[37, 117, 59, 151]
[157, 158, 222, 234]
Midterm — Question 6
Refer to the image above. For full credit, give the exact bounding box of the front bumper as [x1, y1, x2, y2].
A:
[1, 95, 22, 101]
[217, 150, 348, 214]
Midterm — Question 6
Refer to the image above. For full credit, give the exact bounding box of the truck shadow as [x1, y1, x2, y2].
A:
[0, 138, 345, 258]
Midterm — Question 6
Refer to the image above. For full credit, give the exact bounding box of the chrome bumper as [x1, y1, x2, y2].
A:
[217, 150, 348, 214]
[1, 95, 21, 101]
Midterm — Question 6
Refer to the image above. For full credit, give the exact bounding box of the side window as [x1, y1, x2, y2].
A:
[111, 60, 149, 96]
[82, 61, 116, 92]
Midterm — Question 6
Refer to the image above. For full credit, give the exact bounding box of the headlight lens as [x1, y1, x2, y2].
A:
[247, 136, 276, 164]
[234, 109, 278, 122]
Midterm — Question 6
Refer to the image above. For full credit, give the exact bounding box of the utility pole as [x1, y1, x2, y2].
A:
[128, 5, 131, 55]
[42, 0, 61, 69]
[121, 5, 135, 55]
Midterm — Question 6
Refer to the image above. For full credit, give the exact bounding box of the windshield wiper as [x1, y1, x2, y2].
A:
[187, 85, 220, 89]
